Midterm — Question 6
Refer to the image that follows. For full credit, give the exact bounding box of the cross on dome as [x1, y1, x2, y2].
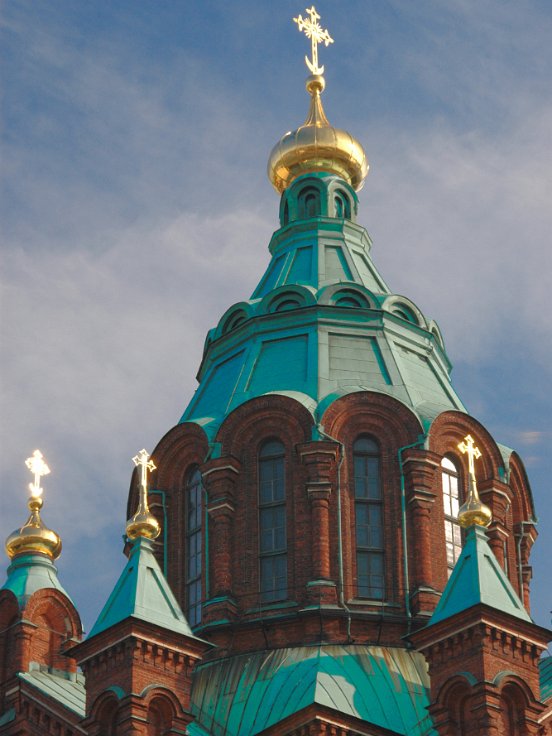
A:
[25, 449, 50, 499]
[294, 6, 333, 75]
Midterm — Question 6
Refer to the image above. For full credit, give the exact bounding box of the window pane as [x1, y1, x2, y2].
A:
[357, 551, 385, 599]
[259, 443, 287, 603]
[186, 469, 203, 625]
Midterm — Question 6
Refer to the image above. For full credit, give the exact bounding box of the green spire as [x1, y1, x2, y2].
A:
[430, 524, 531, 626]
[1, 552, 72, 608]
[88, 537, 198, 639]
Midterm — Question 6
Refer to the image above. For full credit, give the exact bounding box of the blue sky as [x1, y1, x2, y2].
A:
[1, 1, 551, 635]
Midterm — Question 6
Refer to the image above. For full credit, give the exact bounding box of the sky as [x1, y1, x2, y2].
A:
[1, 1, 551, 636]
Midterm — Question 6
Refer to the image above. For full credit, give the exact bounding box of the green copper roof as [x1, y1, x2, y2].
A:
[180, 173, 465, 437]
[189, 645, 436, 736]
[430, 525, 531, 626]
[18, 667, 85, 718]
[1, 553, 73, 607]
[540, 656, 552, 702]
[88, 536, 196, 639]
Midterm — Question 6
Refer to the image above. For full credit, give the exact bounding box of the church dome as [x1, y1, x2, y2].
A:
[267, 74, 368, 194]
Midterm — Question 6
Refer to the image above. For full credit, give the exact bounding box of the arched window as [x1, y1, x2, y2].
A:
[186, 468, 203, 626]
[259, 440, 287, 602]
[334, 192, 351, 219]
[298, 187, 320, 219]
[353, 437, 384, 599]
[441, 456, 462, 576]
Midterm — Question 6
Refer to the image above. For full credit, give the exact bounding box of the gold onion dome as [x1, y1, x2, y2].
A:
[126, 449, 160, 541]
[5, 450, 62, 561]
[267, 74, 369, 194]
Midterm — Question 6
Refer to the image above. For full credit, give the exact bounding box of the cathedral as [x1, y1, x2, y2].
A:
[1, 8, 550, 735]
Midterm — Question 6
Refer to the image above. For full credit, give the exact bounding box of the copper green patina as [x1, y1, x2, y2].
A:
[1, 552, 73, 607]
[430, 524, 531, 625]
[187, 644, 436, 736]
[180, 173, 466, 440]
[88, 536, 199, 638]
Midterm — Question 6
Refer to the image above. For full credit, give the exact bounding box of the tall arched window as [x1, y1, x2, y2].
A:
[186, 468, 203, 626]
[441, 456, 462, 576]
[353, 437, 384, 599]
[259, 440, 287, 603]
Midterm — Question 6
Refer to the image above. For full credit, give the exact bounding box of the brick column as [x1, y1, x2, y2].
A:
[201, 456, 241, 621]
[298, 441, 340, 605]
[402, 448, 440, 616]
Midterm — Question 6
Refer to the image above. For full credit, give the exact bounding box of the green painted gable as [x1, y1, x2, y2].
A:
[189, 645, 436, 736]
[430, 525, 531, 626]
[1, 553, 73, 608]
[88, 537, 197, 639]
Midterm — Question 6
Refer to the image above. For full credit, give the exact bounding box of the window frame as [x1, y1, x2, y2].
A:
[258, 440, 287, 604]
[185, 466, 203, 626]
[441, 455, 463, 576]
[352, 435, 385, 600]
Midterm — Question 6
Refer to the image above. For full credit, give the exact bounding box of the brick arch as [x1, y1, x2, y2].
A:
[320, 392, 422, 606]
[213, 395, 314, 613]
[428, 411, 505, 481]
[434, 673, 476, 735]
[89, 690, 120, 734]
[127, 422, 210, 519]
[215, 394, 314, 456]
[23, 589, 81, 672]
[320, 391, 423, 447]
[508, 451, 536, 524]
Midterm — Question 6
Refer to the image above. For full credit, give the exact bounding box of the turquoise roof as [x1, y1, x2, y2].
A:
[88, 536, 197, 639]
[18, 666, 85, 718]
[180, 173, 465, 438]
[430, 525, 531, 626]
[1, 552, 73, 608]
[540, 656, 552, 702]
[189, 645, 436, 736]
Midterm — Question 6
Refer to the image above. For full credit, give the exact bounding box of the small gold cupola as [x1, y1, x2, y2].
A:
[126, 449, 160, 541]
[5, 450, 62, 560]
[457, 434, 492, 528]
[267, 6, 368, 194]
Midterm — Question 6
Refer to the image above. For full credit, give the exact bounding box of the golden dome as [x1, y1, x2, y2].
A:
[126, 503, 160, 541]
[458, 475, 492, 528]
[126, 449, 160, 541]
[6, 495, 62, 560]
[267, 74, 369, 194]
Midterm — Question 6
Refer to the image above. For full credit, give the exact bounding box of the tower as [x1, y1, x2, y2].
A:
[121, 8, 550, 735]
[0, 451, 84, 735]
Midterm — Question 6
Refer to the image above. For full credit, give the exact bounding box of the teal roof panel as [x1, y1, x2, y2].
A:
[19, 668, 85, 717]
[88, 537, 198, 639]
[190, 645, 436, 736]
[540, 656, 552, 702]
[430, 525, 531, 625]
[1, 553, 72, 607]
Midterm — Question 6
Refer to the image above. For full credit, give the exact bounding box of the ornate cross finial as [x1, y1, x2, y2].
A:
[25, 449, 50, 499]
[458, 434, 482, 480]
[132, 449, 156, 490]
[294, 6, 334, 75]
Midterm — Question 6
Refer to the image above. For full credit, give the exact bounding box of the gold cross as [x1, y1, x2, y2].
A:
[25, 449, 50, 498]
[132, 449, 156, 490]
[458, 434, 482, 479]
[294, 6, 334, 75]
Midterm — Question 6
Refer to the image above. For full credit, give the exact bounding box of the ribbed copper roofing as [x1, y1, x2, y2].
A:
[267, 75, 368, 193]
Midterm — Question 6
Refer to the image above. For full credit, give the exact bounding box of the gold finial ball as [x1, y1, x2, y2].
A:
[457, 497, 493, 528]
[126, 511, 160, 541]
[306, 74, 325, 95]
